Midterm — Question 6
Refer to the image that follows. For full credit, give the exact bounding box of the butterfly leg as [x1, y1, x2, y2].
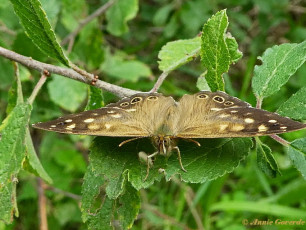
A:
[173, 146, 187, 172]
[144, 151, 158, 181]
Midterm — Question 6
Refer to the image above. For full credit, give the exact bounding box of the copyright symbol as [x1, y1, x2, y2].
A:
[242, 219, 248, 225]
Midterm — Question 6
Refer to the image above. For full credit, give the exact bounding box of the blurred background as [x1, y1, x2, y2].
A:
[0, 0, 305, 229]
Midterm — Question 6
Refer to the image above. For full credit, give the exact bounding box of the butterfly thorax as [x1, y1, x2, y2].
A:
[152, 135, 176, 157]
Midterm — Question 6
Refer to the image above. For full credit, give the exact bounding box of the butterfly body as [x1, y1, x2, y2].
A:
[33, 91, 306, 178]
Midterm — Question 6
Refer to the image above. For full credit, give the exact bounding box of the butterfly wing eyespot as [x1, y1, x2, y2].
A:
[224, 101, 234, 106]
[197, 94, 208, 99]
[131, 97, 143, 104]
[120, 102, 129, 107]
[147, 95, 158, 101]
[213, 96, 225, 103]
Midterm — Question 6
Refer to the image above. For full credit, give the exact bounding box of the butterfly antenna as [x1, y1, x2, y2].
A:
[179, 138, 201, 147]
[119, 137, 143, 147]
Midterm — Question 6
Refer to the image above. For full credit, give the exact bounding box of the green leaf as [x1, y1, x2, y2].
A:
[225, 33, 243, 64]
[210, 201, 306, 218]
[9, 0, 69, 65]
[0, 103, 31, 223]
[82, 169, 140, 229]
[117, 183, 140, 229]
[287, 138, 306, 179]
[89, 137, 164, 199]
[81, 165, 106, 223]
[6, 71, 23, 114]
[165, 138, 252, 183]
[256, 138, 280, 178]
[24, 129, 53, 184]
[101, 51, 152, 82]
[85, 86, 104, 111]
[158, 37, 201, 72]
[277, 86, 306, 120]
[252, 41, 306, 100]
[47, 74, 87, 112]
[200, 10, 231, 91]
[89, 137, 251, 196]
[196, 73, 211, 91]
[106, 0, 139, 36]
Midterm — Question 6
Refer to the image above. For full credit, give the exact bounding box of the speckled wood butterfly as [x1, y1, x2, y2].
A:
[33, 91, 306, 179]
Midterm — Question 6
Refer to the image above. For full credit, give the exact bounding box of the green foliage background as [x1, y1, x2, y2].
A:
[0, 0, 305, 229]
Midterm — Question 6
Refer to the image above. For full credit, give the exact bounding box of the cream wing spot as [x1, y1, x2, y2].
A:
[218, 114, 230, 118]
[65, 119, 73, 123]
[231, 110, 238, 113]
[88, 123, 100, 130]
[211, 108, 222, 111]
[219, 124, 228, 131]
[244, 118, 254, 123]
[111, 114, 122, 118]
[84, 118, 95, 123]
[280, 126, 287, 130]
[105, 124, 112, 129]
[268, 119, 277, 123]
[50, 125, 56, 128]
[107, 111, 116, 114]
[231, 124, 245, 131]
[258, 124, 268, 132]
[66, 124, 76, 129]
[125, 108, 136, 112]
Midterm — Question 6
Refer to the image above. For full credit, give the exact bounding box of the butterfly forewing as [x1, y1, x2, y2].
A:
[33, 93, 176, 137]
[174, 91, 306, 138]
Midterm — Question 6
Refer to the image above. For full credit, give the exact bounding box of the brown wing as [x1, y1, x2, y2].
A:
[173, 91, 306, 138]
[33, 93, 176, 137]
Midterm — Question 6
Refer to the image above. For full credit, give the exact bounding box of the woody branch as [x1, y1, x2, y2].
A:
[0, 46, 140, 98]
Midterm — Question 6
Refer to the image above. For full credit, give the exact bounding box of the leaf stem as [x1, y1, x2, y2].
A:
[28, 73, 48, 105]
[150, 71, 169, 93]
[37, 178, 48, 230]
[256, 97, 262, 109]
[270, 134, 290, 146]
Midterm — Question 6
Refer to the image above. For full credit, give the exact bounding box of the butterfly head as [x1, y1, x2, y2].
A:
[152, 135, 176, 157]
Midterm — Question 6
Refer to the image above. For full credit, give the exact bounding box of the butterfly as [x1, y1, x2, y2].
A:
[33, 91, 306, 180]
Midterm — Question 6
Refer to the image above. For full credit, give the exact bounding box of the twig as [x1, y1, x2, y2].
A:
[142, 204, 192, 230]
[45, 185, 82, 200]
[256, 97, 262, 109]
[270, 134, 290, 146]
[37, 178, 48, 230]
[28, 73, 48, 105]
[61, 0, 116, 49]
[0, 22, 17, 36]
[150, 71, 169, 93]
[0, 46, 140, 97]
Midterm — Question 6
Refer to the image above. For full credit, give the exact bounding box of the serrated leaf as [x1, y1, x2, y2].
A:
[252, 41, 306, 99]
[24, 129, 53, 184]
[0, 103, 31, 223]
[200, 9, 230, 91]
[47, 74, 87, 112]
[277, 86, 306, 120]
[9, 0, 69, 65]
[89, 137, 164, 198]
[89, 137, 251, 195]
[256, 138, 280, 178]
[287, 138, 306, 179]
[158, 37, 201, 72]
[106, 0, 139, 36]
[165, 138, 252, 182]
[225, 33, 243, 64]
[117, 183, 140, 229]
[81, 166, 105, 222]
[85, 86, 104, 111]
[82, 169, 140, 230]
